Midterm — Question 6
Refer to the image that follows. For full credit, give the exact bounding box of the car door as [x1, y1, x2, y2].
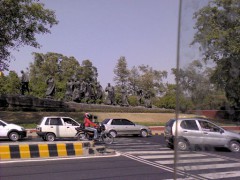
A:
[198, 120, 227, 146]
[179, 120, 202, 145]
[0, 121, 8, 137]
[111, 119, 124, 135]
[62, 117, 79, 137]
[45, 118, 65, 137]
[121, 119, 139, 135]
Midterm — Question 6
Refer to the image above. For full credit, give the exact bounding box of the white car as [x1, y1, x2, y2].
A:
[101, 118, 152, 138]
[0, 119, 27, 141]
[36, 116, 80, 141]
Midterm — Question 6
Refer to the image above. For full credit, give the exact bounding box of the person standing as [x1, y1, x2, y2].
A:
[20, 70, 29, 95]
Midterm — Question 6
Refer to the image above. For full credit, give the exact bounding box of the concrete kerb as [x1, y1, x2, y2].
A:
[0, 141, 97, 160]
[0, 138, 115, 160]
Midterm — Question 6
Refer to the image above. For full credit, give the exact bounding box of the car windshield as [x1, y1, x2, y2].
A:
[102, 119, 110, 124]
[0, 120, 7, 126]
[165, 119, 175, 127]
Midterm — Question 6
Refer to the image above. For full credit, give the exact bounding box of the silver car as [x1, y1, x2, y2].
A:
[101, 118, 152, 138]
[164, 118, 240, 152]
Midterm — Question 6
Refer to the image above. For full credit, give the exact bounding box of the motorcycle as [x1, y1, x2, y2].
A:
[75, 123, 114, 144]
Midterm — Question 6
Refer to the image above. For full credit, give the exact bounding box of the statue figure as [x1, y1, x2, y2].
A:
[120, 85, 129, 106]
[85, 79, 95, 103]
[72, 78, 81, 102]
[105, 83, 116, 105]
[65, 78, 73, 101]
[79, 79, 87, 102]
[95, 82, 103, 100]
[45, 76, 55, 99]
[136, 88, 144, 106]
[144, 90, 152, 108]
[20, 70, 30, 95]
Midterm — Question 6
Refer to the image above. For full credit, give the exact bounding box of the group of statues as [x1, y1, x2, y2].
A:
[20, 70, 56, 99]
[20, 71, 152, 108]
[64, 77, 103, 104]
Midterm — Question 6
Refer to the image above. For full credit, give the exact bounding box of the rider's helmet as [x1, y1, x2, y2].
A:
[85, 112, 91, 119]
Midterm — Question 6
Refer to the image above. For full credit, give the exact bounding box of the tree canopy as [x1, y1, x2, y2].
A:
[192, 0, 240, 106]
[0, 0, 58, 70]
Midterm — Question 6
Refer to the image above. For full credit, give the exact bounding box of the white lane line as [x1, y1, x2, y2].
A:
[156, 158, 225, 165]
[140, 154, 206, 159]
[113, 143, 161, 147]
[163, 178, 197, 180]
[127, 151, 173, 154]
[178, 162, 240, 171]
[0, 152, 121, 164]
[199, 170, 240, 179]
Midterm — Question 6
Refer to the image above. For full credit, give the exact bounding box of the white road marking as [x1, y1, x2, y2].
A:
[0, 152, 121, 164]
[199, 170, 240, 179]
[139, 154, 206, 159]
[127, 150, 173, 154]
[178, 162, 240, 171]
[156, 158, 225, 165]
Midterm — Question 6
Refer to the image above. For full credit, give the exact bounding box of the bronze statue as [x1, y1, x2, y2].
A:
[105, 83, 116, 105]
[144, 90, 152, 108]
[65, 78, 73, 101]
[120, 85, 129, 106]
[95, 82, 103, 100]
[136, 88, 144, 106]
[45, 76, 55, 99]
[72, 78, 81, 102]
[20, 70, 30, 95]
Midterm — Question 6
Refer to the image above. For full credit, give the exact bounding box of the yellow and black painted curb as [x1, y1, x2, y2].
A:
[0, 142, 92, 160]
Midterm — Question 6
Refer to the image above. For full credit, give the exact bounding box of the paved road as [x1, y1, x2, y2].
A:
[105, 135, 240, 180]
[1, 135, 240, 180]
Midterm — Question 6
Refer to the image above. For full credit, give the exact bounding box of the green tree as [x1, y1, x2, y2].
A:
[138, 65, 167, 97]
[172, 60, 224, 109]
[0, 0, 58, 70]
[29, 52, 81, 99]
[113, 56, 129, 86]
[128, 66, 140, 95]
[192, 0, 240, 106]
[81, 60, 98, 83]
[1, 71, 21, 95]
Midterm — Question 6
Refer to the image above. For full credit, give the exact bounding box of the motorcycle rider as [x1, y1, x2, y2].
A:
[84, 113, 98, 140]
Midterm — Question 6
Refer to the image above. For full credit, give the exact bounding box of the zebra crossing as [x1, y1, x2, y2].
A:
[106, 137, 240, 180]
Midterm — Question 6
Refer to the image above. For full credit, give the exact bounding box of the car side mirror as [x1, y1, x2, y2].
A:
[220, 129, 224, 134]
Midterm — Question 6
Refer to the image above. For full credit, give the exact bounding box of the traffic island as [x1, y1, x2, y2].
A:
[0, 141, 114, 160]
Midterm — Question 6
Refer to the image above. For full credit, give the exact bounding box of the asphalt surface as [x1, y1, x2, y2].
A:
[1, 135, 240, 180]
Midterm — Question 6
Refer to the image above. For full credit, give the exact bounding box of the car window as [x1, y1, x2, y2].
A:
[111, 119, 122, 125]
[180, 120, 199, 130]
[46, 118, 63, 126]
[122, 119, 134, 125]
[62, 118, 78, 126]
[199, 120, 221, 132]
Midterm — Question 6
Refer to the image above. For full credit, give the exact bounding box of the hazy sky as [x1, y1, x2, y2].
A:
[7, 0, 193, 87]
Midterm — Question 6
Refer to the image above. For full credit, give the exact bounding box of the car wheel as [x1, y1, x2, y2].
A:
[229, 141, 240, 152]
[9, 131, 20, 141]
[140, 129, 148, 137]
[109, 130, 117, 138]
[177, 139, 189, 151]
[46, 133, 56, 141]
